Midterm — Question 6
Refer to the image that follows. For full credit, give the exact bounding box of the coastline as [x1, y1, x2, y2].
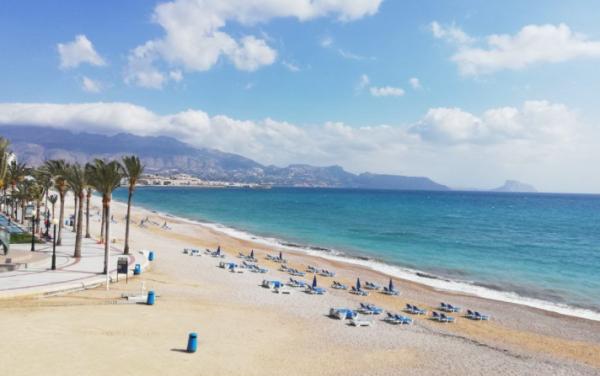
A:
[1, 192, 599, 375]
[113, 196, 600, 322]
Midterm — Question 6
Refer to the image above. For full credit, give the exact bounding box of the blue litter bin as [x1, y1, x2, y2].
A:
[133, 264, 141, 275]
[147, 290, 155, 305]
[187, 332, 198, 353]
[148, 251, 155, 261]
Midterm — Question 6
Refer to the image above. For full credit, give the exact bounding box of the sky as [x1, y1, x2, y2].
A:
[1, 0, 600, 193]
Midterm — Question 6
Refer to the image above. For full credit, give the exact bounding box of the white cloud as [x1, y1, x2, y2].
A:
[409, 77, 421, 89]
[57, 35, 106, 69]
[126, 0, 382, 88]
[356, 74, 370, 92]
[431, 22, 600, 75]
[282, 61, 300, 72]
[0, 99, 594, 192]
[81, 76, 103, 93]
[430, 21, 474, 45]
[169, 70, 183, 82]
[320, 36, 333, 48]
[370, 86, 405, 97]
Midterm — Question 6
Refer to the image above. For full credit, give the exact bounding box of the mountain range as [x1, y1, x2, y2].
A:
[0, 125, 449, 191]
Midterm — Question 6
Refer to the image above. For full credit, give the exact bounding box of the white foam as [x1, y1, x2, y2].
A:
[113, 197, 600, 322]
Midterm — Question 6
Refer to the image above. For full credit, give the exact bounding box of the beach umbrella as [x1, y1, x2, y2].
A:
[389, 278, 394, 291]
[216, 246, 221, 255]
[279, 251, 283, 260]
[250, 250, 254, 258]
[356, 278, 361, 290]
[312, 275, 318, 289]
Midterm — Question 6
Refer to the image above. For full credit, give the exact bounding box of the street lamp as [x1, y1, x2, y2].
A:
[51, 218, 58, 270]
[30, 215, 36, 252]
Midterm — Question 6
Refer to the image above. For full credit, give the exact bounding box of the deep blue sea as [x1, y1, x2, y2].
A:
[113, 187, 600, 318]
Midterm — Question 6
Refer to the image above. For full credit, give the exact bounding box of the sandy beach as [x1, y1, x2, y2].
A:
[1, 192, 599, 376]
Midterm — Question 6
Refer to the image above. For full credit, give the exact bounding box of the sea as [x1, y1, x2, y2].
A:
[112, 187, 600, 320]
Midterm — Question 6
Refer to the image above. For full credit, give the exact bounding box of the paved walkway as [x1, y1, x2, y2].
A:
[0, 228, 149, 298]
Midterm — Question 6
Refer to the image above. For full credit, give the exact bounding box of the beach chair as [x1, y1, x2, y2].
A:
[411, 305, 426, 315]
[364, 281, 380, 290]
[394, 314, 413, 325]
[384, 312, 402, 324]
[382, 286, 400, 295]
[440, 313, 455, 323]
[474, 311, 490, 320]
[358, 303, 383, 315]
[329, 308, 356, 320]
[446, 303, 461, 312]
[431, 311, 445, 322]
[349, 316, 373, 327]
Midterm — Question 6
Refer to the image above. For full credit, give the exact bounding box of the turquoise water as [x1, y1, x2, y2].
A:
[113, 187, 600, 314]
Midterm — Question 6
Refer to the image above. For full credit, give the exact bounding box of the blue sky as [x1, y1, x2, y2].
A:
[1, 0, 600, 192]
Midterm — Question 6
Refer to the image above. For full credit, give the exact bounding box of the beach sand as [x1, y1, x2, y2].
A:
[0, 192, 599, 376]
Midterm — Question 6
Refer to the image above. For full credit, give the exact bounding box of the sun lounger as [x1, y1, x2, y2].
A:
[440, 313, 455, 323]
[349, 316, 373, 327]
[331, 281, 348, 290]
[384, 312, 403, 324]
[318, 269, 336, 277]
[350, 286, 369, 296]
[467, 310, 490, 320]
[358, 303, 383, 315]
[306, 265, 319, 273]
[305, 286, 326, 295]
[394, 314, 413, 324]
[329, 308, 357, 320]
[382, 286, 400, 295]
[364, 281, 381, 290]
[440, 302, 460, 312]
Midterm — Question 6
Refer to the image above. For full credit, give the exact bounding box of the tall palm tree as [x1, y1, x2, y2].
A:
[65, 164, 87, 258]
[0, 137, 10, 213]
[7, 161, 28, 221]
[29, 183, 44, 235]
[87, 160, 123, 274]
[47, 194, 58, 236]
[121, 155, 144, 255]
[44, 160, 69, 246]
[85, 187, 92, 238]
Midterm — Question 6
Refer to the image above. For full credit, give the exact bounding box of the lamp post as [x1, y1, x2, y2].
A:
[30, 215, 36, 252]
[51, 218, 58, 270]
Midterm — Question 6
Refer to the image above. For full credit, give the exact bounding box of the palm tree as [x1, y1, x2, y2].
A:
[87, 160, 123, 274]
[0, 137, 10, 213]
[85, 187, 92, 238]
[29, 183, 44, 235]
[8, 161, 28, 221]
[44, 160, 69, 246]
[65, 164, 87, 258]
[121, 155, 144, 255]
[47, 194, 58, 236]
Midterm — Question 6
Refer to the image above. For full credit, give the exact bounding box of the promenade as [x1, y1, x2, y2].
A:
[0, 227, 148, 298]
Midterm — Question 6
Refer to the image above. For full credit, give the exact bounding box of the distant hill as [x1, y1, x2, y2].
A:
[492, 180, 537, 193]
[0, 125, 449, 191]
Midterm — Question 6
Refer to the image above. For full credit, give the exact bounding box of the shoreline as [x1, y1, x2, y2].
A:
[111, 195, 600, 322]
[1, 191, 599, 375]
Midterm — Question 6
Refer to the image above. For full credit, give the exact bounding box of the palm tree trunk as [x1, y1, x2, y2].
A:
[72, 195, 78, 232]
[124, 189, 133, 255]
[35, 200, 41, 235]
[103, 197, 111, 274]
[85, 188, 91, 238]
[100, 207, 105, 240]
[57, 191, 65, 246]
[74, 192, 84, 258]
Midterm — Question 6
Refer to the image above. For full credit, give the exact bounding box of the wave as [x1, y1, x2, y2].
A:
[112, 198, 600, 322]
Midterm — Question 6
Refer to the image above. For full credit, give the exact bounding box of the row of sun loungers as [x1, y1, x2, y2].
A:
[440, 302, 461, 312]
[242, 261, 268, 273]
[280, 265, 306, 277]
[431, 311, 455, 323]
[238, 251, 257, 262]
[384, 312, 413, 325]
[405, 304, 427, 315]
[466, 310, 490, 320]
[305, 265, 336, 277]
[266, 253, 287, 264]
[287, 278, 307, 288]
[357, 303, 383, 315]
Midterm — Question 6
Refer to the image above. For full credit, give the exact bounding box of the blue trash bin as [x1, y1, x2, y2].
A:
[148, 251, 155, 261]
[133, 264, 141, 275]
[147, 290, 155, 305]
[187, 332, 198, 353]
